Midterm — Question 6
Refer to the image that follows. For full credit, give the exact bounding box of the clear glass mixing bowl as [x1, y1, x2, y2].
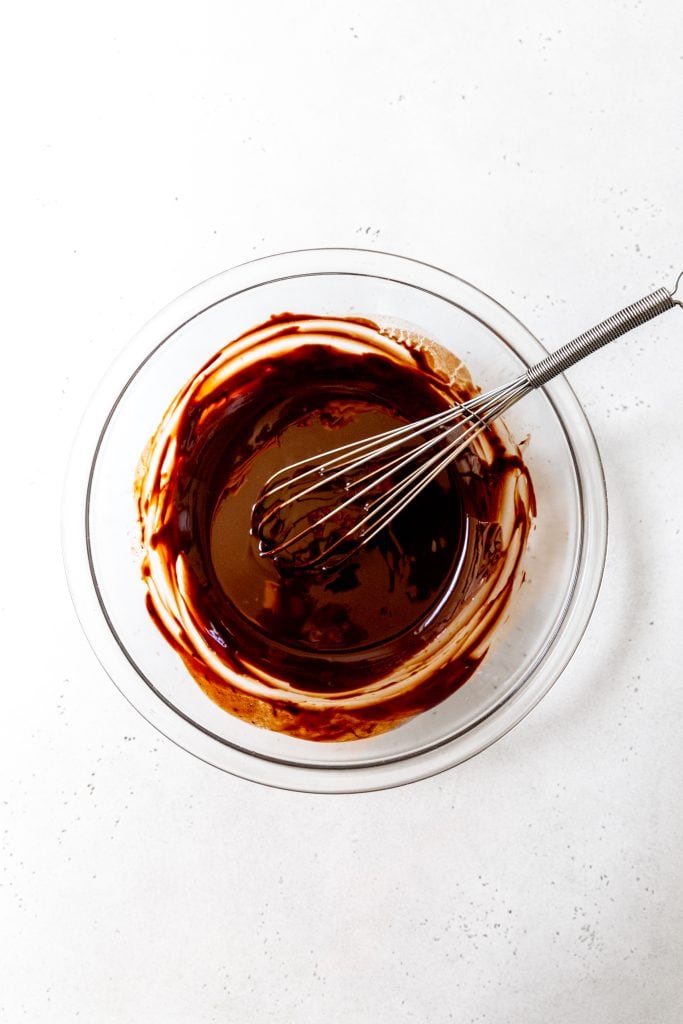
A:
[62, 249, 607, 792]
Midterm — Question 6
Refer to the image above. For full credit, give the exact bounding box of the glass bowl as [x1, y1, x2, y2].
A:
[62, 248, 607, 793]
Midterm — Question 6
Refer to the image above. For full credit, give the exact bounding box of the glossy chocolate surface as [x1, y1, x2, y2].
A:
[136, 315, 534, 740]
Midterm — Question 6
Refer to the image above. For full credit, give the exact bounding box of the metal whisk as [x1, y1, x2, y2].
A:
[254, 275, 682, 571]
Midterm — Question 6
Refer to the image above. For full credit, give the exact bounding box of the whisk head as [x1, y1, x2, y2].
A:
[253, 376, 529, 572]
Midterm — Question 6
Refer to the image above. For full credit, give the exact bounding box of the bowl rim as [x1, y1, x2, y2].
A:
[62, 247, 608, 793]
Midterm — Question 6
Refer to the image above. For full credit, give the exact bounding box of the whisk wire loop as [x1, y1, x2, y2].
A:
[255, 278, 680, 570]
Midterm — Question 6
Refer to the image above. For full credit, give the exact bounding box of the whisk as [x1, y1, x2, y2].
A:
[254, 274, 682, 571]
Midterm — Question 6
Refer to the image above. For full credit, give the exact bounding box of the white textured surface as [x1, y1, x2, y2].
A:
[2, 1, 682, 1021]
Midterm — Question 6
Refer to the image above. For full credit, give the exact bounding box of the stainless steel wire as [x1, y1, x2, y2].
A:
[255, 278, 679, 570]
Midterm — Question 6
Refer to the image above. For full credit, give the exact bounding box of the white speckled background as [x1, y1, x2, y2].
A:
[2, 1, 682, 1021]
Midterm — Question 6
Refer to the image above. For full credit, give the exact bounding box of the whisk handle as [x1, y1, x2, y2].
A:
[526, 286, 676, 389]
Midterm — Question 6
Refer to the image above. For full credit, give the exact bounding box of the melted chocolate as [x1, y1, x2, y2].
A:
[136, 315, 535, 740]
